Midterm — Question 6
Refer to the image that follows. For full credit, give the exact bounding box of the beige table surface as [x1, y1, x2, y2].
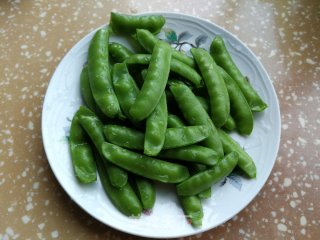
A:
[1, 0, 319, 239]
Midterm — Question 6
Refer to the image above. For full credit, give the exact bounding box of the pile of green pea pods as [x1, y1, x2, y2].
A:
[69, 12, 267, 228]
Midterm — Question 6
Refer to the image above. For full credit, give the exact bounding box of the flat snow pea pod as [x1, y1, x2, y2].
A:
[223, 115, 236, 131]
[69, 111, 96, 183]
[109, 42, 133, 63]
[77, 106, 128, 188]
[167, 114, 185, 128]
[144, 93, 168, 156]
[191, 48, 230, 127]
[180, 195, 203, 228]
[110, 12, 165, 35]
[101, 142, 190, 183]
[95, 150, 142, 217]
[129, 41, 172, 121]
[218, 67, 253, 135]
[158, 145, 219, 166]
[136, 29, 196, 68]
[133, 175, 156, 211]
[210, 36, 268, 112]
[125, 54, 202, 87]
[169, 82, 224, 157]
[163, 125, 210, 149]
[176, 152, 239, 196]
[217, 129, 256, 178]
[103, 124, 144, 150]
[112, 63, 139, 121]
[88, 27, 120, 118]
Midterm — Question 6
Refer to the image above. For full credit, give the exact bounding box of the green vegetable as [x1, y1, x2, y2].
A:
[77, 106, 128, 188]
[210, 36, 267, 112]
[169, 82, 224, 157]
[129, 41, 172, 121]
[191, 48, 230, 127]
[218, 129, 256, 178]
[133, 175, 156, 211]
[177, 152, 239, 196]
[218, 66, 253, 135]
[88, 27, 120, 118]
[223, 115, 236, 131]
[69, 110, 96, 183]
[101, 142, 190, 183]
[110, 12, 166, 35]
[180, 195, 203, 228]
[136, 29, 196, 68]
[109, 42, 133, 63]
[144, 93, 168, 156]
[95, 150, 142, 217]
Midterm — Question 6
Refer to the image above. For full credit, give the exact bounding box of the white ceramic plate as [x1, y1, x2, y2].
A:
[42, 12, 281, 238]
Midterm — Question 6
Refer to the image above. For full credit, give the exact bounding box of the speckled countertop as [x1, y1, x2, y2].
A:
[0, 0, 319, 239]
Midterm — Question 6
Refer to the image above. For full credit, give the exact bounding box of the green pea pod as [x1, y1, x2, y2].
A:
[223, 115, 236, 131]
[188, 163, 212, 199]
[197, 188, 212, 199]
[218, 67, 254, 135]
[217, 129, 256, 178]
[69, 111, 96, 183]
[136, 29, 196, 68]
[196, 96, 210, 114]
[129, 41, 172, 121]
[210, 36, 267, 112]
[80, 65, 96, 112]
[101, 142, 189, 183]
[133, 175, 156, 211]
[158, 145, 219, 166]
[95, 150, 142, 217]
[112, 62, 139, 121]
[77, 106, 128, 188]
[103, 125, 144, 150]
[125, 54, 202, 87]
[144, 93, 168, 156]
[179, 195, 203, 228]
[167, 114, 185, 128]
[110, 12, 165, 35]
[109, 42, 133, 63]
[88, 27, 120, 118]
[191, 48, 230, 127]
[103, 124, 210, 150]
[169, 82, 224, 157]
[176, 152, 239, 196]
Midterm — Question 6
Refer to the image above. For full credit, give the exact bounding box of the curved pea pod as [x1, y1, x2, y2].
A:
[223, 115, 236, 131]
[167, 114, 185, 128]
[169, 82, 224, 157]
[179, 195, 203, 228]
[196, 96, 210, 114]
[158, 145, 219, 166]
[164, 125, 210, 149]
[101, 142, 189, 183]
[112, 63, 139, 122]
[129, 41, 172, 121]
[109, 42, 133, 63]
[191, 48, 230, 127]
[217, 129, 256, 178]
[95, 151, 142, 217]
[80, 66, 96, 112]
[218, 67, 254, 135]
[103, 124, 144, 150]
[177, 152, 239, 196]
[110, 12, 165, 35]
[210, 36, 267, 112]
[136, 29, 196, 68]
[125, 54, 202, 87]
[133, 175, 156, 211]
[77, 106, 128, 188]
[144, 93, 168, 156]
[69, 111, 96, 183]
[88, 27, 120, 118]
[188, 163, 212, 199]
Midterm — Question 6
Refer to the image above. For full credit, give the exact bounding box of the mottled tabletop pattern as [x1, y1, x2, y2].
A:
[0, 0, 319, 239]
